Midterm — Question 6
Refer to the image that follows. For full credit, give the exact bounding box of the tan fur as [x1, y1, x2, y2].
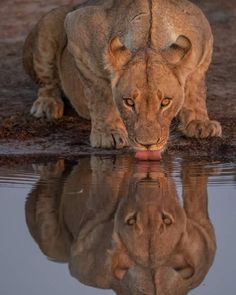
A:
[26, 157, 216, 294]
[23, 0, 222, 150]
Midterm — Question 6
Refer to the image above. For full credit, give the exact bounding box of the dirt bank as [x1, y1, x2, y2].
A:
[0, 0, 235, 162]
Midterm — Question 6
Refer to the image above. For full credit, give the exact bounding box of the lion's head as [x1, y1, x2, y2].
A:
[105, 35, 192, 151]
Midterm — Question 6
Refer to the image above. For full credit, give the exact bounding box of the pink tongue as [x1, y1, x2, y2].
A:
[135, 150, 162, 161]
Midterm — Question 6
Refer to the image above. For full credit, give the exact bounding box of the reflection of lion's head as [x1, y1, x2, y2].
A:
[25, 158, 216, 295]
[105, 35, 191, 151]
[110, 164, 216, 294]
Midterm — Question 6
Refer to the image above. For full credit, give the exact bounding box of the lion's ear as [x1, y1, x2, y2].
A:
[110, 233, 134, 280]
[162, 35, 192, 65]
[105, 37, 132, 72]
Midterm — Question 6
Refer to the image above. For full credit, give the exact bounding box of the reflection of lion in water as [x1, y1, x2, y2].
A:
[23, 0, 221, 151]
[25, 157, 216, 294]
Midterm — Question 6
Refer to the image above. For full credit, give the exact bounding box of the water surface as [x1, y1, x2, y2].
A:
[0, 156, 235, 295]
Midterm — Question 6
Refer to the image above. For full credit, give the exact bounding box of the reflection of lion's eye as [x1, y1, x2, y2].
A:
[126, 214, 137, 226]
[161, 97, 172, 108]
[161, 213, 172, 225]
[123, 98, 135, 108]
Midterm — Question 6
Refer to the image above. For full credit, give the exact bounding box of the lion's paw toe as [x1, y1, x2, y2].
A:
[30, 96, 64, 120]
[182, 119, 222, 139]
[90, 128, 129, 149]
[32, 160, 65, 177]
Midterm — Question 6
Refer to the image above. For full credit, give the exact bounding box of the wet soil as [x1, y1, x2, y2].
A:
[0, 0, 235, 162]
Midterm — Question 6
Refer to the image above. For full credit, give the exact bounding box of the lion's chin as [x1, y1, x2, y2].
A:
[135, 150, 162, 161]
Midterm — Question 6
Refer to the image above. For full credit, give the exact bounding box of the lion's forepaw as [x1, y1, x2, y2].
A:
[181, 119, 222, 138]
[30, 96, 64, 120]
[32, 160, 65, 178]
[90, 127, 129, 149]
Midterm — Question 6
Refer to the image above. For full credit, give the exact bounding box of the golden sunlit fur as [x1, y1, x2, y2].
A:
[23, 0, 222, 150]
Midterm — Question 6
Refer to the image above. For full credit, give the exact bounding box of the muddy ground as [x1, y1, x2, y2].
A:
[0, 0, 235, 163]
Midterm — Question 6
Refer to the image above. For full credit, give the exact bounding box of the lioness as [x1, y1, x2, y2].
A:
[26, 157, 216, 294]
[23, 0, 222, 156]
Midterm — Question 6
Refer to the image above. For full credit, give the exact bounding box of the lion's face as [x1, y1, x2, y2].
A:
[106, 36, 192, 151]
[112, 57, 184, 151]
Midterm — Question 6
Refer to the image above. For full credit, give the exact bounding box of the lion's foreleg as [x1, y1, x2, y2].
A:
[84, 81, 128, 149]
[30, 41, 64, 120]
[182, 162, 209, 222]
[179, 54, 222, 138]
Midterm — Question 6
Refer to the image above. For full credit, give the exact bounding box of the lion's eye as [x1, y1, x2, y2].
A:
[126, 214, 137, 226]
[161, 213, 172, 225]
[161, 97, 172, 108]
[123, 98, 135, 108]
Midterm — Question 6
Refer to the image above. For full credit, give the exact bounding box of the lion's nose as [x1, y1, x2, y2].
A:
[141, 143, 155, 149]
[135, 137, 161, 148]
